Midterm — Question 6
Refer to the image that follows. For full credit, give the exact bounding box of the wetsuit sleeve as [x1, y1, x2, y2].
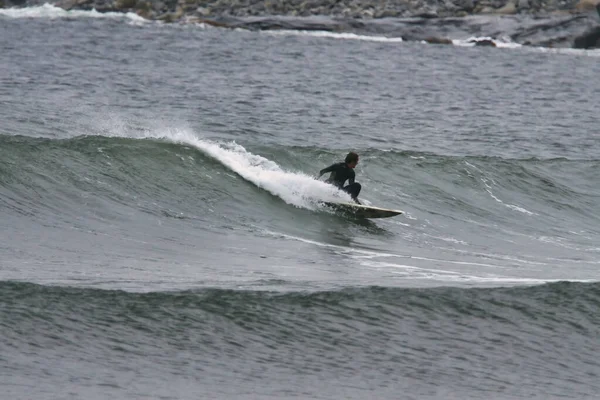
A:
[318, 163, 337, 177]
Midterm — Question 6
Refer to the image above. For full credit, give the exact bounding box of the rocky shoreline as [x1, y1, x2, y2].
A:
[2, 0, 599, 48]
[3, 0, 599, 19]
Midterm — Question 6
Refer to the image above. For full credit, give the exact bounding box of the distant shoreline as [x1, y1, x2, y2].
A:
[2, 0, 599, 49]
[3, 0, 598, 20]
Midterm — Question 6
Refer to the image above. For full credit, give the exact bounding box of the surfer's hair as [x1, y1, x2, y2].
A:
[345, 152, 359, 164]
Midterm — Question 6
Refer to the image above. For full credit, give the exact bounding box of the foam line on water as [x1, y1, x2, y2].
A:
[533, 47, 600, 57]
[0, 3, 146, 22]
[360, 260, 596, 284]
[451, 36, 600, 57]
[452, 36, 522, 49]
[262, 29, 403, 43]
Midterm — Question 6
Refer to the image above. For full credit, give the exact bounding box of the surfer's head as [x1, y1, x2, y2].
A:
[345, 152, 359, 168]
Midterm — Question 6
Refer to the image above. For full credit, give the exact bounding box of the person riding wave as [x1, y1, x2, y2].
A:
[316, 152, 362, 204]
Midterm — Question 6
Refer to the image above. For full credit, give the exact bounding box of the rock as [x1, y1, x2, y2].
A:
[195, 18, 232, 28]
[361, 8, 374, 17]
[573, 26, 600, 48]
[153, 1, 168, 12]
[115, 0, 137, 9]
[442, 0, 459, 12]
[56, 0, 89, 10]
[470, 38, 497, 46]
[135, 1, 154, 18]
[174, 5, 184, 18]
[496, 0, 517, 13]
[517, 0, 530, 9]
[158, 12, 176, 22]
[196, 6, 210, 15]
[414, 11, 439, 18]
[136, 8, 154, 18]
[424, 36, 454, 44]
[373, 9, 402, 18]
[478, 39, 497, 46]
[95, 3, 117, 12]
[478, 6, 496, 13]
[136, 1, 152, 12]
[575, 0, 599, 12]
[457, 0, 475, 11]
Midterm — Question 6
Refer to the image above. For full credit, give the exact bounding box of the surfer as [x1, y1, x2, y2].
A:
[317, 152, 362, 204]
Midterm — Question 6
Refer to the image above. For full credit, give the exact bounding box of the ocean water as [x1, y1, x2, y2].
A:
[1, 7, 599, 400]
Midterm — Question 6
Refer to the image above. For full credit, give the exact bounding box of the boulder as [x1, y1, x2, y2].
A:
[453, 0, 474, 11]
[135, 1, 154, 18]
[196, 6, 210, 15]
[195, 18, 233, 28]
[136, 8, 155, 18]
[424, 36, 454, 44]
[476, 6, 497, 13]
[373, 9, 402, 18]
[158, 12, 177, 22]
[56, 0, 81, 10]
[575, 0, 599, 12]
[414, 10, 439, 18]
[443, 0, 459, 11]
[360, 8, 374, 17]
[496, 0, 517, 13]
[115, 0, 137, 9]
[470, 38, 497, 46]
[573, 26, 600, 48]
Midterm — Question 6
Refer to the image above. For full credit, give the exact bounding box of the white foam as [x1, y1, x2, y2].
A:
[422, 233, 468, 245]
[263, 229, 504, 269]
[0, 3, 146, 23]
[451, 36, 600, 58]
[483, 183, 536, 216]
[532, 47, 600, 57]
[452, 36, 522, 49]
[261, 229, 399, 258]
[361, 260, 594, 284]
[262, 230, 599, 283]
[263, 29, 403, 43]
[105, 127, 352, 208]
[464, 160, 482, 172]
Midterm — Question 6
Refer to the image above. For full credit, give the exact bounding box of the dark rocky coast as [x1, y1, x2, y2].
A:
[2, 0, 600, 48]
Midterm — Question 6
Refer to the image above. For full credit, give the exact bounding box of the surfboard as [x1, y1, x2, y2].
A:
[323, 202, 403, 219]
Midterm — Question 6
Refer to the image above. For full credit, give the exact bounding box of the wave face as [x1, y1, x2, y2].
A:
[1, 133, 599, 290]
[1, 12, 600, 400]
[2, 281, 600, 399]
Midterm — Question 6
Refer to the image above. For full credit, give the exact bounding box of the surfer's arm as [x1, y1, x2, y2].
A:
[318, 164, 336, 178]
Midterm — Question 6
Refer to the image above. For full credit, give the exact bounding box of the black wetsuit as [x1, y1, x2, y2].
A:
[319, 162, 362, 201]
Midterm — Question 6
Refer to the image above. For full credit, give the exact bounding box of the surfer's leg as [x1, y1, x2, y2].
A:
[343, 183, 361, 203]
